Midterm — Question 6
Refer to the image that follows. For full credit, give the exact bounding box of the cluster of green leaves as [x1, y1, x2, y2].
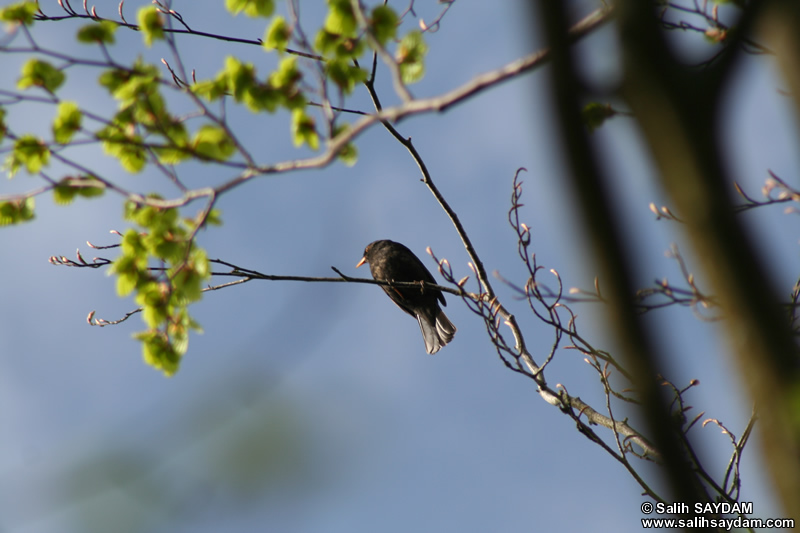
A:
[5, 135, 50, 176]
[219, 0, 424, 157]
[0, 197, 35, 226]
[53, 101, 83, 144]
[111, 199, 217, 375]
[192, 52, 323, 156]
[193, 55, 305, 113]
[263, 16, 291, 52]
[0, 0, 433, 374]
[138, 6, 165, 47]
[315, 1, 369, 94]
[76, 19, 117, 44]
[97, 58, 194, 170]
[395, 30, 428, 84]
[0, 2, 44, 223]
[311, 1, 426, 85]
[0, 52, 68, 221]
[2, 55, 71, 182]
[0, 1, 37, 25]
[18, 59, 65, 92]
[52, 175, 106, 205]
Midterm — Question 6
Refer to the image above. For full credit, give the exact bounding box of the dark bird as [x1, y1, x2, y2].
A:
[356, 239, 456, 354]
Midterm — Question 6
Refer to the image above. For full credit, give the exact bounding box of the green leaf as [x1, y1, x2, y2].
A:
[338, 142, 358, 166]
[53, 181, 77, 205]
[137, 6, 164, 47]
[135, 330, 181, 376]
[97, 125, 147, 173]
[0, 197, 35, 226]
[225, 0, 247, 15]
[136, 281, 169, 328]
[52, 101, 83, 144]
[223, 56, 256, 101]
[18, 59, 65, 92]
[110, 229, 150, 296]
[370, 5, 398, 46]
[291, 109, 319, 150]
[263, 15, 291, 52]
[284, 90, 306, 111]
[130, 91, 168, 129]
[332, 124, 358, 166]
[314, 28, 363, 59]
[325, 0, 357, 37]
[168, 308, 202, 354]
[191, 125, 236, 161]
[159, 118, 189, 148]
[142, 302, 169, 330]
[120, 227, 147, 256]
[98, 62, 157, 97]
[169, 324, 190, 359]
[0, 1, 37, 25]
[226, 0, 274, 17]
[98, 69, 126, 94]
[74, 176, 106, 198]
[581, 102, 618, 133]
[118, 145, 147, 173]
[314, 29, 339, 55]
[145, 230, 185, 263]
[77, 20, 118, 44]
[124, 195, 178, 231]
[53, 175, 105, 205]
[111, 258, 144, 298]
[5, 135, 50, 177]
[113, 71, 159, 106]
[242, 83, 283, 113]
[396, 31, 427, 84]
[115, 269, 138, 297]
[206, 208, 223, 226]
[192, 78, 228, 101]
[152, 144, 190, 165]
[269, 56, 300, 89]
[170, 247, 210, 302]
[326, 58, 366, 94]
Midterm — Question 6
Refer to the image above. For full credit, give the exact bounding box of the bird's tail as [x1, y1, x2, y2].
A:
[417, 308, 457, 354]
[435, 309, 456, 346]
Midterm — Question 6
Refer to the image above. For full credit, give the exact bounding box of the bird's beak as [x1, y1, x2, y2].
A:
[355, 257, 367, 268]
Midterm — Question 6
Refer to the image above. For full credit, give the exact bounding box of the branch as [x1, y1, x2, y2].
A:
[34, 2, 323, 59]
[6, 5, 616, 216]
[49, 249, 473, 297]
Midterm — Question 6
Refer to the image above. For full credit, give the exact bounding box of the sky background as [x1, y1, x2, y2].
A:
[1, 1, 799, 532]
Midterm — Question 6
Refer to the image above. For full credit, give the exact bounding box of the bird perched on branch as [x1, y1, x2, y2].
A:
[356, 239, 456, 354]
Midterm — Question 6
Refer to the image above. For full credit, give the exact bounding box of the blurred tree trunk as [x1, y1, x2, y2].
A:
[617, 0, 800, 515]
[533, 0, 800, 516]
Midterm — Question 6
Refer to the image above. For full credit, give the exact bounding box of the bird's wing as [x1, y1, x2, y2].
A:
[402, 254, 447, 307]
[381, 284, 419, 318]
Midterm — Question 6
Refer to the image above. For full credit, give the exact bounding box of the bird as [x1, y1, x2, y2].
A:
[356, 239, 456, 354]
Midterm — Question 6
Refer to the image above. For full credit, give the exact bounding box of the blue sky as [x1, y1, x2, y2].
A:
[1, 1, 798, 532]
